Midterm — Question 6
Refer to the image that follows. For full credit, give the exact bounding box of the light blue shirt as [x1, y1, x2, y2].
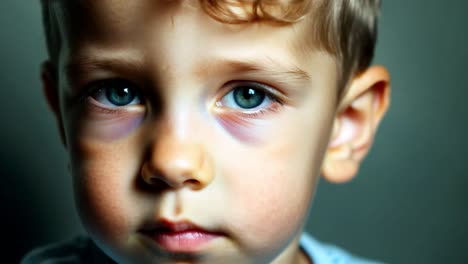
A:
[300, 233, 384, 264]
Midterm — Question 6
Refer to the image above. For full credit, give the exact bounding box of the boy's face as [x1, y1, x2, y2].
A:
[45, 1, 367, 263]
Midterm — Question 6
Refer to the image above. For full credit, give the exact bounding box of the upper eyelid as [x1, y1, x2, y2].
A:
[221, 81, 284, 100]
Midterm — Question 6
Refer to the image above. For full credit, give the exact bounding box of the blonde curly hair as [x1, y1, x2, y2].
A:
[40, 0, 381, 90]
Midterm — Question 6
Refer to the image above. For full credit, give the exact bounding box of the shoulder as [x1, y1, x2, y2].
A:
[299, 233, 385, 264]
[21, 236, 110, 264]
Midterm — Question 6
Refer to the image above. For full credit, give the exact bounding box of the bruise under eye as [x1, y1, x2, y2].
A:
[89, 79, 143, 107]
[77, 79, 147, 140]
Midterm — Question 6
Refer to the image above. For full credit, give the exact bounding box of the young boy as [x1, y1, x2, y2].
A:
[23, 0, 390, 263]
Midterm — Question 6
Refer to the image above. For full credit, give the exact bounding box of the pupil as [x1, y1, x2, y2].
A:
[106, 85, 135, 106]
[234, 87, 265, 109]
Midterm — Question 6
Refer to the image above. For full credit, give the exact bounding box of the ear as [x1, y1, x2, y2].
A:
[322, 65, 390, 183]
[41, 61, 67, 148]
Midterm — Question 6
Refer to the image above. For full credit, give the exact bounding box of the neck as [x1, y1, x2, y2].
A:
[269, 236, 313, 264]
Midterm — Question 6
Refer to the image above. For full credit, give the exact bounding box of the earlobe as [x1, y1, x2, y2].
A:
[322, 65, 390, 183]
[41, 61, 67, 148]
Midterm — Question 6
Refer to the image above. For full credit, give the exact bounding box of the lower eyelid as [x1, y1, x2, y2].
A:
[241, 102, 282, 117]
[214, 101, 282, 120]
[86, 97, 120, 110]
[85, 101, 121, 115]
[84, 97, 145, 116]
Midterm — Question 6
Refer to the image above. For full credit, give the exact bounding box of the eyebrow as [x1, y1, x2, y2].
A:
[194, 57, 311, 84]
[65, 53, 146, 81]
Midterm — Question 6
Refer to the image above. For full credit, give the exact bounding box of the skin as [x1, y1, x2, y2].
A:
[42, 0, 390, 263]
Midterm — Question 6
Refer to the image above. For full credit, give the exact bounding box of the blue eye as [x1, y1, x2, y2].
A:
[89, 79, 142, 107]
[220, 83, 277, 110]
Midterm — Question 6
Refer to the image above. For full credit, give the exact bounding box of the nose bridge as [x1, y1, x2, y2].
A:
[156, 110, 199, 163]
[166, 101, 196, 142]
[141, 104, 214, 190]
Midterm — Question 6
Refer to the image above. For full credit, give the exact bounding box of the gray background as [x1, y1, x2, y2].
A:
[2, 1, 467, 263]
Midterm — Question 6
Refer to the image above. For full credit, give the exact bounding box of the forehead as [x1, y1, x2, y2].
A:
[53, 0, 320, 52]
[51, 0, 337, 90]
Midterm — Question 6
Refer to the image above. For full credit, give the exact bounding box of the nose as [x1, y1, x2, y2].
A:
[141, 123, 214, 190]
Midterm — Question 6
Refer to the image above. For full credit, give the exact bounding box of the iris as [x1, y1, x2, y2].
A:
[105, 81, 137, 106]
[233, 87, 265, 109]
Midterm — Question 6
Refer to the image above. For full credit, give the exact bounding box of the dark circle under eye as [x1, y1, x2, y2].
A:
[233, 87, 266, 109]
[104, 80, 138, 106]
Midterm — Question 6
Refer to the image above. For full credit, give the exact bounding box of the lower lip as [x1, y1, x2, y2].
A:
[142, 230, 221, 252]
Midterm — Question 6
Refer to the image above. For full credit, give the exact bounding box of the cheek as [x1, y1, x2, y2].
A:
[224, 150, 317, 258]
[70, 134, 144, 246]
[221, 129, 323, 254]
[235, 166, 314, 231]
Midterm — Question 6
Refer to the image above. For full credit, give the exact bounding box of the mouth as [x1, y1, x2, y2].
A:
[138, 219, 225, 253]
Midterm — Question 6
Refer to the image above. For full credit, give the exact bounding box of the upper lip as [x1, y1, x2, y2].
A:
[139, 218, 216, 234]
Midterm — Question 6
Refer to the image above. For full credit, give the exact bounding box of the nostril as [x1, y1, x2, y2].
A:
[184, 179, 200, 188]
[148, 177, 159, 185]
[145, 176, 167, 189]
